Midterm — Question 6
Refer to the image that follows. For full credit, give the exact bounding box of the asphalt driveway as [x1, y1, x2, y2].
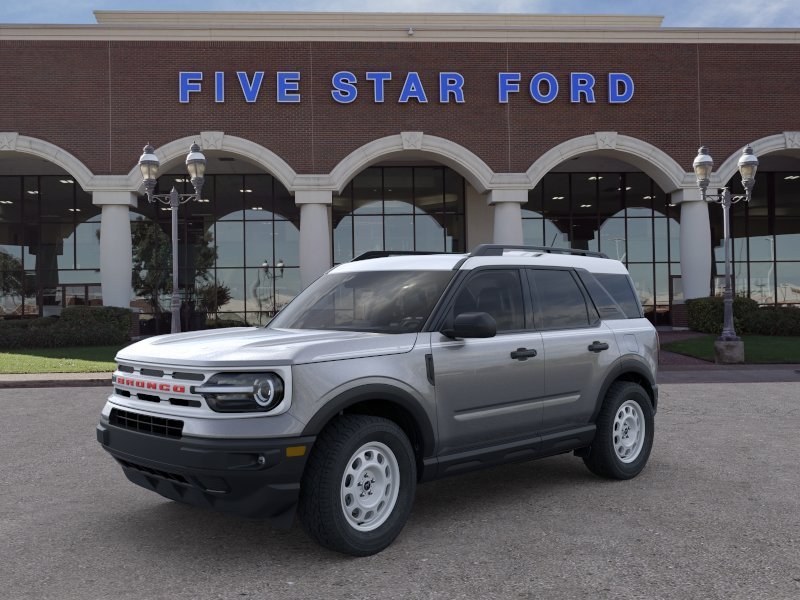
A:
[1, 383, 798, 600]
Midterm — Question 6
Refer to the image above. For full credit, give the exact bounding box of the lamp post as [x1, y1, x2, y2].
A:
[692, 144, 758, 361]
[138, 142, 206, 334]
[252, 258, 285, 323]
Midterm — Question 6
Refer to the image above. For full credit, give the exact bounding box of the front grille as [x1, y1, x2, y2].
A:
[109, 408, 183, 439]
[117, 458, 188, 483]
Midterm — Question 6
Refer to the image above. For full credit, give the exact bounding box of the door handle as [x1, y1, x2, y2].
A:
[510, 347, 538, 361]
[588, 341, 610, 353]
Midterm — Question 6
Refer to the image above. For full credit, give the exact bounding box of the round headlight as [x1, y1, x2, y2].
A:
[254, 378, 277, 408]
[198, 372, 285, 413]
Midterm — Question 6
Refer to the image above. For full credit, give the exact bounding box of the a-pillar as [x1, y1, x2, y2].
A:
[674, 188, 712, 300]
[93, 191, 137, 308]
[488, 189, 527, 245]
[296, 190, 333, 289]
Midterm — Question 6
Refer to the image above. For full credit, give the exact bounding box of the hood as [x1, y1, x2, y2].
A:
[116, 327, 418, 368]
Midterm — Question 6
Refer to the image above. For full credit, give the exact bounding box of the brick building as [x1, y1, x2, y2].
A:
[0, 11, 798, 330]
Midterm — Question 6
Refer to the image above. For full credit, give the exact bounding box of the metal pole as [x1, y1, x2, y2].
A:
[170, 187, 181, 334]
[720, 188, 738, 341]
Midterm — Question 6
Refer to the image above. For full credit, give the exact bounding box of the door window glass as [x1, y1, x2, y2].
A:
[530, 269, 590, 329]
[451, 269, 525, 332]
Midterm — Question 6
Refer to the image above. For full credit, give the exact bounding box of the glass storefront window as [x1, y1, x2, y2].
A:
[333, 166, 466, 262]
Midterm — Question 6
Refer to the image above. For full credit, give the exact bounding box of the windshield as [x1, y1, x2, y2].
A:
[269, 270, 455, 333]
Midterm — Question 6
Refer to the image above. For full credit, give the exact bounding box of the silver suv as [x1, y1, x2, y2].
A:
[97, 244, 658, 556]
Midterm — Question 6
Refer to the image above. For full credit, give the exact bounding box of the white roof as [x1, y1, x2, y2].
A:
[330, 250, 629, 275]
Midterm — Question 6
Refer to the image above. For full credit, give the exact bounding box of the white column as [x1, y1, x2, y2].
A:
[296, 190, 333, 289]
[674, 188, 712, 300]
[94, 191, 137, 308]
[488, 189, 527, 245]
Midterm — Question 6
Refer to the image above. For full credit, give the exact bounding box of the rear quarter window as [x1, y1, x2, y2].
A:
[592, 273, 643, 319]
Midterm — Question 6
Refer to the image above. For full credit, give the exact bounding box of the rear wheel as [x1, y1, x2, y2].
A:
[583, 381, 654, 479]
[298, 414, 416, 556]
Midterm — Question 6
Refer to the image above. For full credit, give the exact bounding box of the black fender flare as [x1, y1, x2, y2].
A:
[301, 383, 436, 458]
[591, 357, 658, 422]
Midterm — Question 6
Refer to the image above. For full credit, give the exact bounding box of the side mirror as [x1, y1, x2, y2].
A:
[441, 312, 497, 339]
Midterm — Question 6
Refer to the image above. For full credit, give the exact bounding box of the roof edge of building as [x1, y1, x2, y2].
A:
[91, 11, 665, 29]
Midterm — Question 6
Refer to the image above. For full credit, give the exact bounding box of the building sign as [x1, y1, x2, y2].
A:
[179, 71, 634, 104]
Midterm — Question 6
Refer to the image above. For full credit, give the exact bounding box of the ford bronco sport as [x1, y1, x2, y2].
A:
[97, 244, 658, 556]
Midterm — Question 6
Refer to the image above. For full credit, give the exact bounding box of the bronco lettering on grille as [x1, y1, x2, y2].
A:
[116, 376, 186, 394]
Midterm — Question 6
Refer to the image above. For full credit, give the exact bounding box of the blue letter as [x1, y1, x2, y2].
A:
[277, 71, 301, 103]
[609, 73, 634, 103]
[179, 71, 202, 103]
[214, 72, 224, 103]
[439, 72, 465, 103]
[570, 73, 596, 103]
[366, 72, 392, 103]
[498, 72, 520, 103]
[399, 72, 428, 103]
[332, 71, 358, 103]
[530, 72, 558, 104]
[237, 71, 264, 103]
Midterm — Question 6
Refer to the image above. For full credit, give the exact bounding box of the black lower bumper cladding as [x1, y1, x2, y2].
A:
[97, 421, 315, 529]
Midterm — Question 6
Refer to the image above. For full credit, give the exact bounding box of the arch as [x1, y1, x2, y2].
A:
[526, 132, 691, 193]
[329, 132, 496, 194]
[714, 131, 800, 186]
[0, 132, 95, 190]
[123, 132, 298, 193]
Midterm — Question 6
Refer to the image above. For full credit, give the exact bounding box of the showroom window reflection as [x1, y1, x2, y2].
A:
[0, 175, 101, 318]
[130, 173, 300, 332]
[332, 166, 466, 264]
[715, 171, 800, 305]
[523, 172, 680, 324]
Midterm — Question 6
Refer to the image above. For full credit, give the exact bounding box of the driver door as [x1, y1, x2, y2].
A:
[430, 268, 545, 456]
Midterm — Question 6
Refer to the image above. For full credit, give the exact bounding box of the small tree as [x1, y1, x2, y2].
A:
[131, 218, 219, 315]
[0, 251, 25, 311]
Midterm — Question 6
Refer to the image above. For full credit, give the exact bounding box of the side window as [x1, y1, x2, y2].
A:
[576, 270, 627, 320]
[593, 273, 643, 319]
[450, 269, 525, 332]
[529, 269, 591, 329]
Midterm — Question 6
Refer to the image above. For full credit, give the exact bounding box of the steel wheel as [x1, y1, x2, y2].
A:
[298, 414, 416, 556]
[613, 399, 645, 463]
[340, 442, 400, 532]
[582, 381, 654, 480]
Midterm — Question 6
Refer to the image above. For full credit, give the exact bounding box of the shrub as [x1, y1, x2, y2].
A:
[0, 306, 132, 350]
[686, 296, 759, 334]
[744, 306, 800, 336]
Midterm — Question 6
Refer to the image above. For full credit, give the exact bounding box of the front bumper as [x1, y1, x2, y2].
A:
[97, 421, 315, 528]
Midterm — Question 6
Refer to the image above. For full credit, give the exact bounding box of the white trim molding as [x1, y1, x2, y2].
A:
[0, 133, 95, 191]
[329, 132, 496, 193]
[526, 132, 692, 193]
[713, 132, 800, 187]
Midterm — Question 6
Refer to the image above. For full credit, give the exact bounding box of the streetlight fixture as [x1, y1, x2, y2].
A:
[138, 142, 206, 333]
[692, 144, 758, 362]
[261, 258, 285, 279]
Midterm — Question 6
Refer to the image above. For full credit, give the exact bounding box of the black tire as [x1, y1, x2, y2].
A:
[298, 414, 417, 556]
[583, 381, 654, 480]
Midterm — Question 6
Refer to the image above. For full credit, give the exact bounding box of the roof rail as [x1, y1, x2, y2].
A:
[350, 250, 451, 262]
[470, 244, 609, 259]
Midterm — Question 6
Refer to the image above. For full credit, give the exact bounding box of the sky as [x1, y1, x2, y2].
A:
[1, 0, 799, 28]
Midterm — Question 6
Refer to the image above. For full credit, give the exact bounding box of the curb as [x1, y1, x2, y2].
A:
[0, 377, 111, 389]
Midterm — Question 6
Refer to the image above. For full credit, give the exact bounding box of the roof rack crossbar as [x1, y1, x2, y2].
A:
[470, 244, 609, 259]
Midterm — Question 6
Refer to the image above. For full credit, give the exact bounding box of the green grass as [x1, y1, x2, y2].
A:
[662, 335, 800, 364]
[0, 345, 125, 374]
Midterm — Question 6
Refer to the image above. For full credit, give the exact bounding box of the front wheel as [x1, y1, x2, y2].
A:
[583, 381, 654, 480]
[298, 414, 416, 556]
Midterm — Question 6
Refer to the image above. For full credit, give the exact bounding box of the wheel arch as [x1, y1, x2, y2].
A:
[592, 359, 658, 422]
[301, 384, 436, 471]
